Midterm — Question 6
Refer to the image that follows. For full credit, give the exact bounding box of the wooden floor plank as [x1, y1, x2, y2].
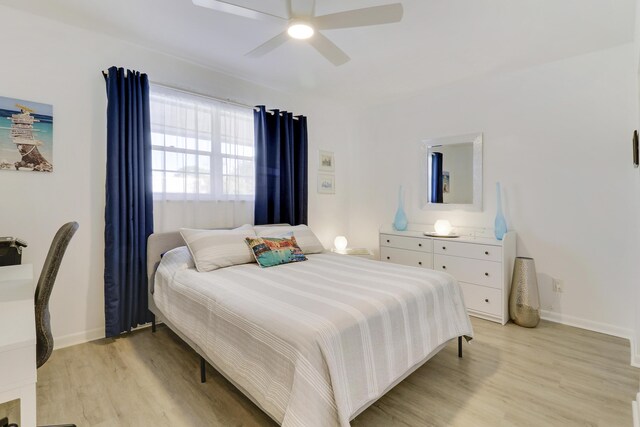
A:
[37, 318, 639, 426]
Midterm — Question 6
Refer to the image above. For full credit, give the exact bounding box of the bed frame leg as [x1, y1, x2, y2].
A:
[458, 336, 463, 358]
[151, 314, 156, 333]
[200, 357, 206, 383]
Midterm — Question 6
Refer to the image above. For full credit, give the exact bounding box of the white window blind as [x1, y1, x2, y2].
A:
[149, 85, 255, 232]
[149, 85, 255, 201]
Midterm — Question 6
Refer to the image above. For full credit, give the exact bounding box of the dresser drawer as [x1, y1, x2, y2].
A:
[459, 282, 502, 316]
[433, 254, 502, 288]
[380, 247, 433, 269]
[380, 234, 432, 253]
[434, 240, 501, 262]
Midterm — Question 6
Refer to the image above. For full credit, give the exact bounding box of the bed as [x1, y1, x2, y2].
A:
[147, 231, 473, 427]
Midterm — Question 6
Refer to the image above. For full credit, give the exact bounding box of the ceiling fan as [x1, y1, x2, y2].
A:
[192, 0, 404, 66]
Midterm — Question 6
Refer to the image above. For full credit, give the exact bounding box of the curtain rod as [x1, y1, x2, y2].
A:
[152, 81, 255, 110]
[153, 82, 300, 119]
[102, 72, 300, 119]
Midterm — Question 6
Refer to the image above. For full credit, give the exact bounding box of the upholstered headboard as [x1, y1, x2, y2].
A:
[146, 224, 292, 294]
[147, 231, 185, 294]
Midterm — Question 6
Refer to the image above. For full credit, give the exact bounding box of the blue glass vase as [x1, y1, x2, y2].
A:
[393, 185, 408, 231]
[494, 182, 507, 240]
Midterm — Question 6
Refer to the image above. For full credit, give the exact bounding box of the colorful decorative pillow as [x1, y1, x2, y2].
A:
[180, 224, 256, 272]
[255, 224, 325, 254]
[245, 235, 307, 268]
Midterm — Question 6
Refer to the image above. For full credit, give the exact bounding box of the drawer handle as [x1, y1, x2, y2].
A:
[387, 256, 390, 260]
[484, 272, 489, 277]
[484, 298, 489, 303]
[386, 239, 390, 243]
[485, 251, 489, 255]
[418, 261, 422, 265]
[442, 265, 446, 269]
[418, 243, 422, 247]
[442, 246, 446, 250]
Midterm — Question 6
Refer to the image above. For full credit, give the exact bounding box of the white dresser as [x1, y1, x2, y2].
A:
[379, 226, 516, 325]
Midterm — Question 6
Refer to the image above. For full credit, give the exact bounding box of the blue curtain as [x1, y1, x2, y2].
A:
[254, 106, 308, 225]
[430, 152, 443, 203]
[103, 67, 154, 337]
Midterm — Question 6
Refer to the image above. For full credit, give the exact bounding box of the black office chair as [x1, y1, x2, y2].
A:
[34, 222, 79, 427]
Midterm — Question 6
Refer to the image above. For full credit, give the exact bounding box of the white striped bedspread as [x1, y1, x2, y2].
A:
[154, 248, 473, 427]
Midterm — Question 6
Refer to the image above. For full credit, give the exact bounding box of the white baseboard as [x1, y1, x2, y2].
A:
[631, 336, 640, 368]
[540, 310, 633, 339]
[540, 310, 640, 367]
[54, 327, 105, 350]
[53, 323, 153, 351]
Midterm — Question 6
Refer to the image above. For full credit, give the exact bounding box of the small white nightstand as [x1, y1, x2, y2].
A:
[331, 248, 374, 258]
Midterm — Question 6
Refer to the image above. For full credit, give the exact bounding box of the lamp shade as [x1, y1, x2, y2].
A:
[334, 236, 348, 251]
[434, 220, 453, 236]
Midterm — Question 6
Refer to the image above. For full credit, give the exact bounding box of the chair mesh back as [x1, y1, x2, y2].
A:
[35, 221, 79, 368]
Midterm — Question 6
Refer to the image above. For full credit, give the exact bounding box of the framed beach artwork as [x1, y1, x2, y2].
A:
[317, 173, 335, 194]
[319, 150, 335, 172]
[442, 171, 450, 193]
[0, 96, 53, 172]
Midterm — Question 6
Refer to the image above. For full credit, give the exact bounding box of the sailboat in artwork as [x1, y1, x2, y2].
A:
[0, 103, 52, 172]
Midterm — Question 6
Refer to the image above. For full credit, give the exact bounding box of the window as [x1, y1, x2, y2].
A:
[149, 85, 255, 200]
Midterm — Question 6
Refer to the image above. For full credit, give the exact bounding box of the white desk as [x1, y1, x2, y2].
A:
[0, 264, 36, 427]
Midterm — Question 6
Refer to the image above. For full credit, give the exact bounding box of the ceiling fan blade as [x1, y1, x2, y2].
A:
[285, 0, 293, 18]
[291, 0, 315, 18]
[308, 32, 350, 66]
[245, 31, 290, 58]
[192, 0, 287, 22]
[314, 3, 403, 30]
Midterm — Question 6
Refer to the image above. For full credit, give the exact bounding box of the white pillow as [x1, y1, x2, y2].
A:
[255, 224, 325, 254]
[162, 246, 195, 270]
[253, 224, 291, 229]
[180, 224, 256, 272]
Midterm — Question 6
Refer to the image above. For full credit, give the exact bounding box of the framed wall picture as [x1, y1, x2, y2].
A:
[442, 171, 450, 193]
[319, 150, 335, 172]
[317, 173, 335, 194]
[0, 96, 53, 172]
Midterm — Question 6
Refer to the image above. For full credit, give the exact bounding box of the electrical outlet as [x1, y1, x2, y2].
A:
[552, 278, 564, 293]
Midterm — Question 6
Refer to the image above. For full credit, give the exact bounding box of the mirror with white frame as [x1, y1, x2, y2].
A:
[420, 133, 483, 211]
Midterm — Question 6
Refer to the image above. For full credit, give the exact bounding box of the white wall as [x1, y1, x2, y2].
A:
[348, 43, 640, 346]
[0, 6, 351, 346]
[633, 0, 640, 368]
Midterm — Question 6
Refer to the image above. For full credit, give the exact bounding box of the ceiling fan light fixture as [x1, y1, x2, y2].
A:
[287, 22, 314, 39]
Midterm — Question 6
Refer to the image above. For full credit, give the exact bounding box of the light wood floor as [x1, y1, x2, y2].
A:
[37, 318, 639, 426]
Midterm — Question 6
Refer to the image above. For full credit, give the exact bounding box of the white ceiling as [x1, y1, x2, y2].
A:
[0, 0, 635, 105]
